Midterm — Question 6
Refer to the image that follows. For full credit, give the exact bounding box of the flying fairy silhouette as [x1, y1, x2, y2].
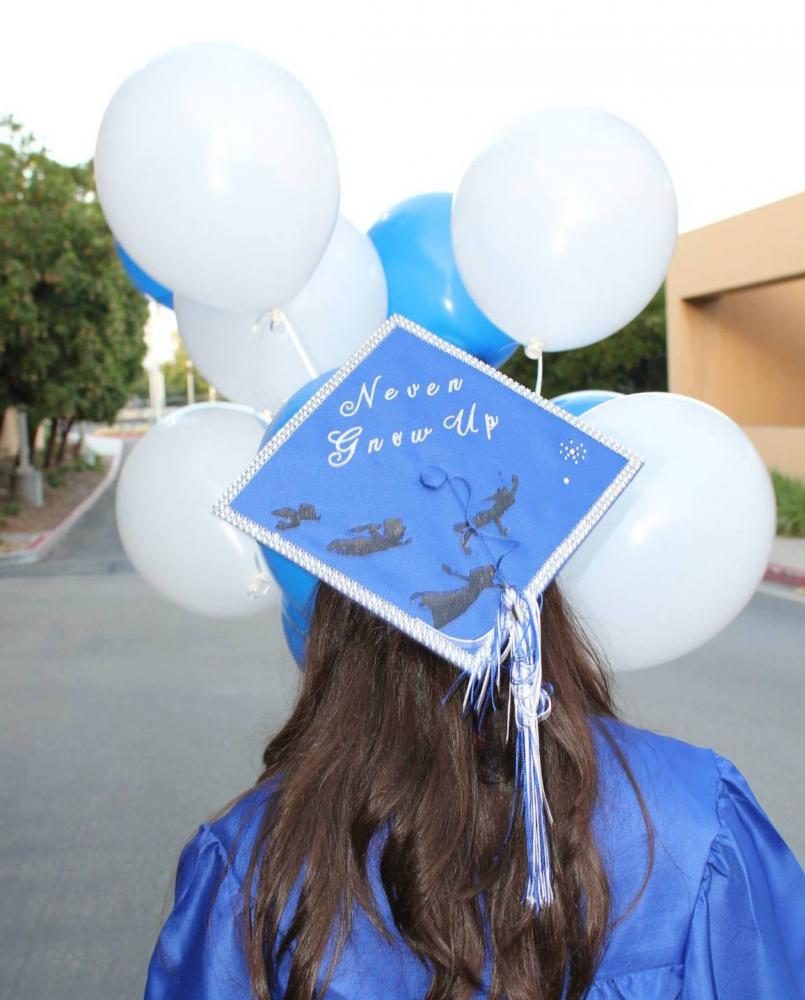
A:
[454, 474, 519, 554]
[411, 563, 499, 628]
[327, 517, 411, 556]
[272, 503, 320, 531]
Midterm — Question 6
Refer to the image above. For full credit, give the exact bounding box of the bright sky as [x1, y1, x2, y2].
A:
[4, 0, 804, 239]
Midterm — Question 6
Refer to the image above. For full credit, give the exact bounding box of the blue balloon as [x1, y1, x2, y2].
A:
[369, 193, 517, 368]
[281, 597, 310, 669]
[115, 242, 174, 309]
[258, 372, 332, 615]
[551, 389, 623, 417]
[267, 552, 318, 615]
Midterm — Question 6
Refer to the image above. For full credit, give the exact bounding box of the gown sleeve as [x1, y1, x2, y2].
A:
[145, 824, 253, 1000]
[682, 754, 805, 999]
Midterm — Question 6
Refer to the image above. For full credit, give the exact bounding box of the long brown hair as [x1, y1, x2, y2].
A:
[239, 581, 653, 999]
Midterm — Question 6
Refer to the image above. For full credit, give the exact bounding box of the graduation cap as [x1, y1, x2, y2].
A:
[213, 314, 642, 910]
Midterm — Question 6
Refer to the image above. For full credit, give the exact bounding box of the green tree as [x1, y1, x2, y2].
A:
[501, 285, 668, 397]
[0, 116, 148, 463]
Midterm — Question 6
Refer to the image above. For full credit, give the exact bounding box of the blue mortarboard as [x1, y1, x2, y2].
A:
[214, 315, 642, 909]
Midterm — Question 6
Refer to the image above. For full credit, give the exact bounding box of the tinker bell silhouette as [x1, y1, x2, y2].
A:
[272, 503, 320, 531]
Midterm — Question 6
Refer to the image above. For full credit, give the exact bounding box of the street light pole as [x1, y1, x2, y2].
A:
[147, 367, 166, 422]
[13, 408, 43, 506]
[185, 359, 196, 405]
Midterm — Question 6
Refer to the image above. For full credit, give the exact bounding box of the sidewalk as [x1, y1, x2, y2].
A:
[766, 537, 805, 590]
[0, 435, 123, 566]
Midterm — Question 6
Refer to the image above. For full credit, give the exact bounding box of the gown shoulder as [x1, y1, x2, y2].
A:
[144, 783, 273, 1000]
[145, 724, 805, 998]
[591, 718, 805, 998]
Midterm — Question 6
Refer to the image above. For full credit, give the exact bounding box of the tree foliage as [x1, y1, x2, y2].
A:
[501, 285, 668, 397]
[0, 115, 148, 459]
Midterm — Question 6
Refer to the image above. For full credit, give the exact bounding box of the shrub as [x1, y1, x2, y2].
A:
[771, 470, 805, 538]
[71, 453, 104, 473]
[45, 467, 65, 489]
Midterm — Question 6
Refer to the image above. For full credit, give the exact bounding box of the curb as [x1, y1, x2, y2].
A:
[764, 563, 805, 590]
[0, 442, 123, 566]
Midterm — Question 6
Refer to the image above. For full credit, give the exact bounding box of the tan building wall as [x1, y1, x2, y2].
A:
[666, 192, 805, 477]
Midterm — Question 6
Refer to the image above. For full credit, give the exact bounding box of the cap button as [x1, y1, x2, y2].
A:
[420, 465, 448, 489]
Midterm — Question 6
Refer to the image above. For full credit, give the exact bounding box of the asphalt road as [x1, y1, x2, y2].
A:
[1, 479, 803, 999]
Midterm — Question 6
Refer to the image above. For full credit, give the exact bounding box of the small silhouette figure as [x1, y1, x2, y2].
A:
[454, 474, 519, 554]
[272, 503, 321, 531]
[327, 517, 411, 556]
[411, 563, 498, 628]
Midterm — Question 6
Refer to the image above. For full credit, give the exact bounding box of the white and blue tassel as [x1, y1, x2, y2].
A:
[461, 585, 554, 910]
[420, 467, 554, 908]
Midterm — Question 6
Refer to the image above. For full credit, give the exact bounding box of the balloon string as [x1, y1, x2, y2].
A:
[525, 339, 544, 396]
[272, 309, 319, 380]
[247, 548, 273, 599]
[247, 310, 278, 414]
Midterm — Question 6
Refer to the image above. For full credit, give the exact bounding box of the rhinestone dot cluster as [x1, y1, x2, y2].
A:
[560, 438, 588, 464]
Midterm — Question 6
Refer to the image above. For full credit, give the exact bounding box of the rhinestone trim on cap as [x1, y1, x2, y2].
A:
[212, 314, 643, 672]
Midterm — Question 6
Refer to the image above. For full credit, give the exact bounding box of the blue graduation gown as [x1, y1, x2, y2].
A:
[144, 720, 805, 998]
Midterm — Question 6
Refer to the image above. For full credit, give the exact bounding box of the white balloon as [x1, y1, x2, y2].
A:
[176, 217, 388, 412]
[175, 300, 269, 412]
[284, 216, 388, 372]
[116, 404, 274, 617]
[559, 393, 776, 671]
[452, 108, 678, 351]
[95, 43, 339, 312]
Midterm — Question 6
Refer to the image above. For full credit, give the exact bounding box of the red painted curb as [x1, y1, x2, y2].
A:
[764, 563, 805, 590]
